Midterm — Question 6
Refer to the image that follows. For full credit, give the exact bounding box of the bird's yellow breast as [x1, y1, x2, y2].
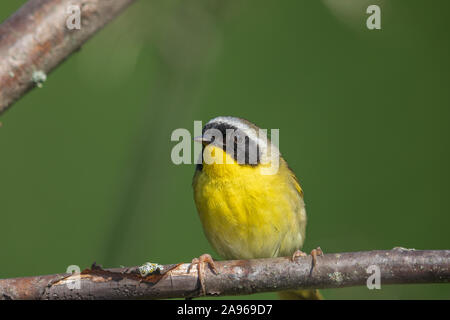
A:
[193, 145, 306, 260]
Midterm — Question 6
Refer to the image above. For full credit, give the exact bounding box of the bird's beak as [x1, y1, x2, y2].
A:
[194, 136, 211, 145]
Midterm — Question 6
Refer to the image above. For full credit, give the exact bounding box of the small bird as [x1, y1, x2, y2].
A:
[192, 116, 322, 299]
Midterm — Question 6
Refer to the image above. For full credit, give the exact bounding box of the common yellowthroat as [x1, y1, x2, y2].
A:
[192, 116, 322, 299]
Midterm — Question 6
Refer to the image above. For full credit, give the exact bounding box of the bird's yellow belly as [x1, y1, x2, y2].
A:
[193, 164, 306, 260]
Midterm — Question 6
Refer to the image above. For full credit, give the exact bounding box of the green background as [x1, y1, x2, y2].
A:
[1, 0, 449, 299]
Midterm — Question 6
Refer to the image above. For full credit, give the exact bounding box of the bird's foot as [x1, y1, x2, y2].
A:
[291, 250, 307, 262]
[291, 247, 324, 274]
[310, 247, 324, 271]
[188, 253, 218, 295]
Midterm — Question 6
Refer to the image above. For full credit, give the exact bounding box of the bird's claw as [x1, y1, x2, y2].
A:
[291, 247, 324, 274]
[291, 250, 307, 262]
[310, 247, 323, 270]
[188, 253, 218, 295]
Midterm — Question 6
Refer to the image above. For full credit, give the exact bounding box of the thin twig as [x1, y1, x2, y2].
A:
[0, 0, 136, 114]
[0, 249, 449, 299]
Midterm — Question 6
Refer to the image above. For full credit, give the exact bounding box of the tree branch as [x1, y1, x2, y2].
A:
[1, 249, 449, 299]
[0, 0, 136, 114]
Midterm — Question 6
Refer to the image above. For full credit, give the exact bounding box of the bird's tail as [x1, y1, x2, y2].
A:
[278, 289, 323, 300]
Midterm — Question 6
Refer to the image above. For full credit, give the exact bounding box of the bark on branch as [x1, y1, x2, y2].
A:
[0, 0, 136, 114]
[1, 249, 449, 300]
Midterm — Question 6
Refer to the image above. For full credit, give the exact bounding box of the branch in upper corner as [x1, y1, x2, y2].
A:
[0, 0, 137, 114]
[0, 249, 449, 299]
